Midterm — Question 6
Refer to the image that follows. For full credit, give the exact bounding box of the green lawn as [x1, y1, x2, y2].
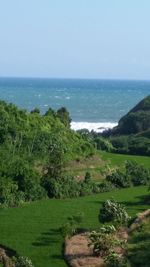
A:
[100, 151, 150, 169]
[0, 186, 149, 267]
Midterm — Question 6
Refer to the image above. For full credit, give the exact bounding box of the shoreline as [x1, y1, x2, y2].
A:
[71, 121, 118, 133]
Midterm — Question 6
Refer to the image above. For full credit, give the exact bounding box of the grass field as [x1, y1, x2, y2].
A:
[100, 151, 150, 169]
[0, 186, 149, 267]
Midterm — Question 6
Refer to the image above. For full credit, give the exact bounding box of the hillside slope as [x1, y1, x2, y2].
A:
[113, 95, 150, 135]
[0, 100, 94, 161]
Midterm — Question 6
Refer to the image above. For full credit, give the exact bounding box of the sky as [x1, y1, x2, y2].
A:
[0, 0, 150, 79]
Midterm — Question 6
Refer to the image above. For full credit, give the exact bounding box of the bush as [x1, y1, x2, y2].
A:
[94, 137, 114, 152]
[111, 136, 129, 154]
[42, 175, 80, 198]
[0, 157, 45, 202]
[84, 172, 91, 183]
[0, 178, 25, 207]
[89, 225, 119, 256]
[13, 256, 34, 267]
[106, 161, 150, 189]
[98, 181, 115, 192]
[60, 212, 84, 238]
[105, 252, 131, 267]
[125, 161, 150, 186]
[43, 172, 107, 199]
[99, 199, 130, 225]
[106, 170, 131, 188]
[57, 107, 71, 127]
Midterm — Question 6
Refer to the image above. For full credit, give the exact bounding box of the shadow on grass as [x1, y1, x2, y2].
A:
[90, 194, 150, 207]
[117, 194, 150, 208]
[51, 254, 64, 260]
[32, 228, 65, 261]
[32, 228, 61, 247]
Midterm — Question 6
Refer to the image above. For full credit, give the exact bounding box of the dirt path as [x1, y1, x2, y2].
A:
[65, 209, 150, 267]
[65, 233, 105, 267]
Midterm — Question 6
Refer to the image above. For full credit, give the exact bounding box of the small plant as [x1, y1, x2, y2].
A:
[68, 212, 84, 224]
[105, 252, 131, 267]
[13, 256, 34, 267]
[84, 172, 91, 183]
[89, 225, 119, 256]
[99, 199, 130, 225]
[60, 212, 84, 238]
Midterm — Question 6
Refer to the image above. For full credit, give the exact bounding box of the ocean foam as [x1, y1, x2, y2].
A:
[71, 122, 118, 133]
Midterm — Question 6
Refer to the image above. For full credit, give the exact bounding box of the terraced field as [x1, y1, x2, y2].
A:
[0, 186, 149, 267]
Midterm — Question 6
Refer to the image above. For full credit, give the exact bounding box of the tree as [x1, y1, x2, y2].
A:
[57, 107, 71, 127]
[42, 132, 67, 197]
[30, 108, 40, 114]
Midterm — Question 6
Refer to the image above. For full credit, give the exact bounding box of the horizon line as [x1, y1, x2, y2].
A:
[0, 76, 150, 82]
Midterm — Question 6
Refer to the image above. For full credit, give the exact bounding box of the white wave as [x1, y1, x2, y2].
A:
[71, 121, 118, 133]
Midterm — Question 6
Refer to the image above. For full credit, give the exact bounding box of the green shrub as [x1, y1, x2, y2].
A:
[106, 170, 131, 188]
[106, 161, 150, 189]
[0, 178, 25, 207]
[42, 176, 80, 198]
[43, 172, 106, 199]
[98, 181, 115, 192]
[57, 107, 71, 128]
[84, 172, 92, 183]
[99, 199, 130, 225]
[13, 256, 34, 267]
[60, 213, 84, 238]
[125, 160, 150, 186]
[105, 252, 131, 267]
[94, 137, 114, 152]
[111, 136, 129, 154]
[128, 136, 150, 156]
[89, 225, 118, 256]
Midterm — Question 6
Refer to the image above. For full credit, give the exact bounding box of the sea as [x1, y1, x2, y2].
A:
[0, 77, 150, 132]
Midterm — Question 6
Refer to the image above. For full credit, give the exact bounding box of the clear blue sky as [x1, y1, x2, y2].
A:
[0, 0, 150, 79]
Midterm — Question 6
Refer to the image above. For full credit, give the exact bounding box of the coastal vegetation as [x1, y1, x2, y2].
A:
[0, 100, 95, 206]
[78, 96, 150, 156]
[0, 97, 150, 267]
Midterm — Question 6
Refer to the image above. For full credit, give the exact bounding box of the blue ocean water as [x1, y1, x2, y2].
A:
[0, 77, 150, 131]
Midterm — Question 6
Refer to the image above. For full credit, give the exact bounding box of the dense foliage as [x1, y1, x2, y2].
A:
[110, 135, 150, 156]
[0, 98, 150, 207]
[77, 129, 113, 152]
[112, 96, 150, 135]
[106, 160, 150, 188]
[0, 100, 95, 206]
[104, 95, 150, 156]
